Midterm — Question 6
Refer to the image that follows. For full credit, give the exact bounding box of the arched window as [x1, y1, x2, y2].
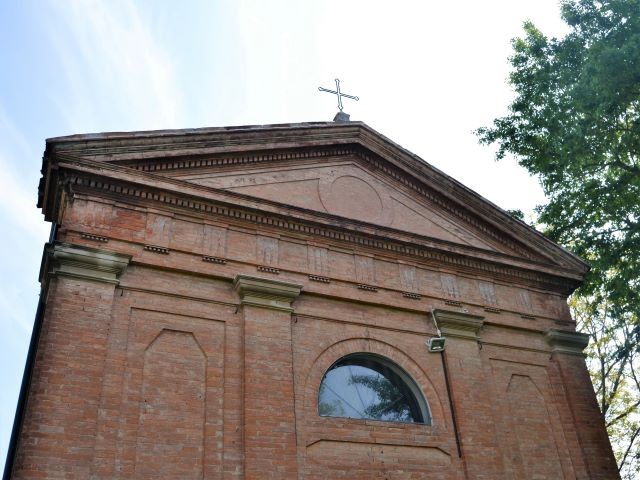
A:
[318, 353, 430, 424]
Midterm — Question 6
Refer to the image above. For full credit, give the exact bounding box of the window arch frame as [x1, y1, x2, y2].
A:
[317, 352, 432, 425]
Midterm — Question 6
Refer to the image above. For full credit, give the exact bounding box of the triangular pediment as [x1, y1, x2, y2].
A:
[42, 121, 589, 275]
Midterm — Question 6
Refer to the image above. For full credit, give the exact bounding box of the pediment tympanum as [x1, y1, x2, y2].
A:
[176, 160, 500, 252]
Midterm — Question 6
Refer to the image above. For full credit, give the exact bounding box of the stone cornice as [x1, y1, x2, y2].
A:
[434, 310, 485, 340]
[40, 242, 131, 288]
[234, 274, 303, 312]
[41, 159, 584, 295]
[42, 121, 588, 275]
[545, 329, 590, 356]
[44, 122, 362, 161]
[96, 144, 541, 265]
[133, 145, 357, 173]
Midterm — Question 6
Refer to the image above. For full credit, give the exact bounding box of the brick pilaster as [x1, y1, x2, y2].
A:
[545, 329, 620, 479]
[434, 309, 505, 479]
[11, 242, 130, 479]
[234, 275, 302, 479]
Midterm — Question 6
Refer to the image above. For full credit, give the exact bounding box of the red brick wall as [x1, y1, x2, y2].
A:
[10, 195, 618, 479]
[13, 277, 118, 478]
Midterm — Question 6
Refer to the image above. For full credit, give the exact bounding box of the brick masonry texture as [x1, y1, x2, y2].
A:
[9, 122, 619, 479]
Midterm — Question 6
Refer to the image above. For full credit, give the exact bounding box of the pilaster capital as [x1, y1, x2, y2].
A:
[433, 309, 484, 340]
[234, 274, 303, 312]
[545, 329, 590, 356]
[41, 242, 131, 286]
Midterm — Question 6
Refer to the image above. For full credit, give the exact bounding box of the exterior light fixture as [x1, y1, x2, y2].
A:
[427, 336, 446, 352]
[426, 309, 446, 352]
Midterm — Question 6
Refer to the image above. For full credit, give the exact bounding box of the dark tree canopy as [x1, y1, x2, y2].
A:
[477, 1, 640, 475]
[477, 0, 639, 328]
[348, 373, 413, 422]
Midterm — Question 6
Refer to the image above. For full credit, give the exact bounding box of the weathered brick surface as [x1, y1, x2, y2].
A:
[13, 277, 118, 479]
[11, 124, 619, 478]
[242, 304, 298, 478]
[553, 353, 620, 478]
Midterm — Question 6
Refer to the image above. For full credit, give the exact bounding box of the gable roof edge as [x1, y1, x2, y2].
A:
[353, 123, 589, 275]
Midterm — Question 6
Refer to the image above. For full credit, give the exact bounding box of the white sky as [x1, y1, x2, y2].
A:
[0, 0, 570, 469]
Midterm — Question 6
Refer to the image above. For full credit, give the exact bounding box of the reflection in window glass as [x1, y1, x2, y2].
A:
[318, 355, 428, 424]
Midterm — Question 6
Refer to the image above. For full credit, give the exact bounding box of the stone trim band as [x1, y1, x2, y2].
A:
[433, 309, 485, 340]
[41, 242, 131, 286]
[234, 274, 303, 312]
[545, 329, 590, 356]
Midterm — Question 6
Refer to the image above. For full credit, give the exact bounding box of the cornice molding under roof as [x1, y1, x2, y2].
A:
[41, 121, 589, 278]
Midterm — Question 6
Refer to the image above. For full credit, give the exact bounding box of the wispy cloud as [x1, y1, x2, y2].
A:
[0, 106, 48, 240]
[45, 0, 184, 133]
[0, 104, 49, 340]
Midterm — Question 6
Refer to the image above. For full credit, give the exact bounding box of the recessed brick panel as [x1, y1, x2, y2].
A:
[135, 330, 206, 478]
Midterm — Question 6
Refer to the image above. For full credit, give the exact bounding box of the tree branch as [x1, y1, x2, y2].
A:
[619, 426, 640, 473]
[606, 399, 640, 427]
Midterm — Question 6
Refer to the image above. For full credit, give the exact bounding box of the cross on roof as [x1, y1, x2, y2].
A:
[318, 79, 359, 112]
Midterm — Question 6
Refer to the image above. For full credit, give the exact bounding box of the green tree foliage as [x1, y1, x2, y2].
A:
[476, 0, 640, 475]
[574, 295, 640, 477]
[506, 208, 526, 221]
[318, 381, 347, 417]
[349, 374, 412, 422]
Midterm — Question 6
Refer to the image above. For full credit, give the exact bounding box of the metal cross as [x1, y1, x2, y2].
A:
[318, 79, 359, 111]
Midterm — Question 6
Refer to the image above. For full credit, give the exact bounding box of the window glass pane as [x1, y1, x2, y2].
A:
[318, 355, 427, 424]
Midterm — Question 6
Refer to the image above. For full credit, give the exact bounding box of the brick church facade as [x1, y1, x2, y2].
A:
[6, 121, 619, 478]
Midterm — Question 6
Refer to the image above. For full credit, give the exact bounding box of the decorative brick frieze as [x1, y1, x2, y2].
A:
[308, 274, 330, 283]
[357, 284, 378, 292]
[444, 299, 462, 307]
[434, 309, 485, 340]
[257, 265, 280, 274]
[41, 242, 130, 286]
[234, 274, 302, 312]
[545, 329, 590, 356]
[144, 244, 169, 254]
[402, 291, 421, 299]
[202, 255, 227, 264]
[80, 232, 108, 243]
[484, 306, 501, 313]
